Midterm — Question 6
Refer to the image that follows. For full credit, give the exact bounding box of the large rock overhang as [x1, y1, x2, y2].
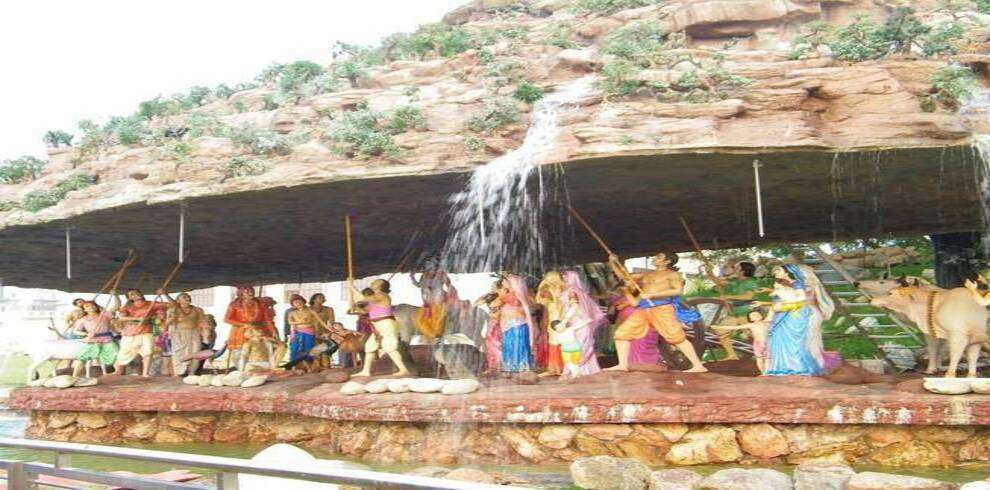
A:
[0, 145, 982, 292]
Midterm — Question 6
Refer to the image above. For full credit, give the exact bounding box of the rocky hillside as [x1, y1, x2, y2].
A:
[1, 0, 989, 229]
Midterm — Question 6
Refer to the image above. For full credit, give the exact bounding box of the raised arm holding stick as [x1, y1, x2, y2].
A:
[569, 206, 707, 373]
[110, 259, 181, 377]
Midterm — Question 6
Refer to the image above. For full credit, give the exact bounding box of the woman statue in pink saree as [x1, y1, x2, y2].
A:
[553, 272, 607, 379]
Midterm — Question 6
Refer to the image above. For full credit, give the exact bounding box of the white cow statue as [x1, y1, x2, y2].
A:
[858, 276, 989, 378]
[26, 340, 104, 382]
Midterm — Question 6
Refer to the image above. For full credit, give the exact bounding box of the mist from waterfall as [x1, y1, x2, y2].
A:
[440, 76, 595, 276]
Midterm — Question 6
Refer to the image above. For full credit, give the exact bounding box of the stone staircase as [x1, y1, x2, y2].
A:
[789, 244, 926, 372]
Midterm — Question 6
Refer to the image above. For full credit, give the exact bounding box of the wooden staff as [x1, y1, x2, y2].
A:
[94, 250, 138, 301]
[678, 216, 724, 295]
[345, 215, 355, 280]
[133, 257, 188, 330]
[567, 205, 642, 294]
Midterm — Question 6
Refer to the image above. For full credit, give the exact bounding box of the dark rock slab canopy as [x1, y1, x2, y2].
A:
[0, 146, 981, 292]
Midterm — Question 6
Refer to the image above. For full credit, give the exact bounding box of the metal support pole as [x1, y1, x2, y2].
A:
[753, 159, 765, 238]
[178, 203, 186, 263]
[65, 226, 72, 280]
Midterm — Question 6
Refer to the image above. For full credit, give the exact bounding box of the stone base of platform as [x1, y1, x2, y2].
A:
[25, 410, 990, 468]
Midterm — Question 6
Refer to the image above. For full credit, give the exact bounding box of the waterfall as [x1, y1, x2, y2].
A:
[440, 76, 596, 275]
[960, 84, 990, 250]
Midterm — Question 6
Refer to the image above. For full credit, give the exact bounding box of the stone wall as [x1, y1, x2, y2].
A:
[26, 411, 990, 468]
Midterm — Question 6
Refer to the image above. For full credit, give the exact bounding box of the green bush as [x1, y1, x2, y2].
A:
[789, 21, 831, 60]
[599, 60, 650, 97]
[22, 174, 96, 212]
[923, 65, 978, 110]
[214, 84, 235, 99]
[278, 60, 325, 93]
[827, 16, 889, 62]
[42, 130, 73, 148]
[104, 116, 148, 145]
[77, 120, 108, 150]
[574, 0, 659, 15]
[391, 23, 474, 60]
[921, 22, 965, 56]
[223, 126, 292, 156]
[467, 98, 519, 133]
[256, 63, 285, 84]
[513, 82, 545, 103]
[222, 156, 269, 180]
[382, 106, 426, 133]
[465, 136, 485, 152]
[333, 60, 367, 89]
[976, 0, 990, 13]
[0, 200, 14, 212]
[827, 11, 965, 62]
[326, 105, 424, 158]
[183, 86, 213, 107]
[543, 23, 576, 49]
[0, 156, 47, 184]
[138, 96, 177, 120]
[183, 113, 227, 139]
[601, 21, 681, 67]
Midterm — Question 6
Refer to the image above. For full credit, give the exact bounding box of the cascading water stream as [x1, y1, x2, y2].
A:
[441, 76, 596, 275]
[959, 81, 990, 251]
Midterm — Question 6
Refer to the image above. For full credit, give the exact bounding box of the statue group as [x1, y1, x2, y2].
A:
[52, 246, 849, 381]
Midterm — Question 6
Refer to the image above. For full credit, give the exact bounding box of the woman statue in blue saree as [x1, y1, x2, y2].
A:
[764, 264, 833, 376]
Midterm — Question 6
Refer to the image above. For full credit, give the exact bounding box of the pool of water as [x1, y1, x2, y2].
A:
[0, 415, 986, 487]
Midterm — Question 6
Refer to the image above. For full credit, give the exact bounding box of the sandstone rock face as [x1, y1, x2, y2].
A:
[2, 0, 986, 292]
[736, 423, 789, 459]
[793, 461, 856, 490]
[21, 410, 990, 470]
[570, 456, 652, 490]
[649, 469, 704, 490]
[443, 467, 496, 484]
[847, 472, 951, 490]
[698, 468, 793, 490]
[665, 426, 742, 465]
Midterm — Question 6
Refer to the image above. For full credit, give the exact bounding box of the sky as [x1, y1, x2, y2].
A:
[0, 0, 467, 160]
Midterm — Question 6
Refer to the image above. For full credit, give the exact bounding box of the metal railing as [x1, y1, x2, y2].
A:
[0, 437, 521, 490]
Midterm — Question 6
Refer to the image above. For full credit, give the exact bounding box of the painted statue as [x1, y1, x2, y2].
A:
[112, 288, 168, 377]
[224, 286, 278, 368]
[554, 271, 606, 379]
[351, 278, 410, 377]
[286, 294, 320, 370]
[411, 263, 456, 340]
[71, 300, 120, 377]
[535, 271, 565, 377]
[164, 292, 211, 376]
[762, 264, 832, 376]
[714, 260, 771, 360]
[607, 251, 707, 373]
[63, 298, 87, 340]
[712, 309, 770, 373]
[478, 279, 503, 375]
[309, 293, 337, 368]
[491, 275, 536, 373]
[859, 276, 988, 377]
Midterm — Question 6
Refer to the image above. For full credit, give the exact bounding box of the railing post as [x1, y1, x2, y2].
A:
[217, 471, 239, 490]
[54, 451, 71, 469]
[7, 461, 31, 490]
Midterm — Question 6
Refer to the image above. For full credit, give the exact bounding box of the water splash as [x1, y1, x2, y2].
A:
[960, 85, 990, 251]
[441, 76, 596, 275]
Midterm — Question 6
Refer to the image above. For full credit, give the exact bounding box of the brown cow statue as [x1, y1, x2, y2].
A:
[857, 276, 989, 378]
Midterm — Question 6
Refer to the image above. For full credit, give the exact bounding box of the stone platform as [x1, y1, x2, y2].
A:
[10, 370, 990, 467]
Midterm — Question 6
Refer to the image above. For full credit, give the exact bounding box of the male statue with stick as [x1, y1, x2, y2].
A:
[569, 207, 707, 373]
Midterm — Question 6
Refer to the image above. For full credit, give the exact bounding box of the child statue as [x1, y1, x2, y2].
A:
[712, 309, 770, 373]
[535, 271, 566, 377]
[286, 294, 320, 371]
